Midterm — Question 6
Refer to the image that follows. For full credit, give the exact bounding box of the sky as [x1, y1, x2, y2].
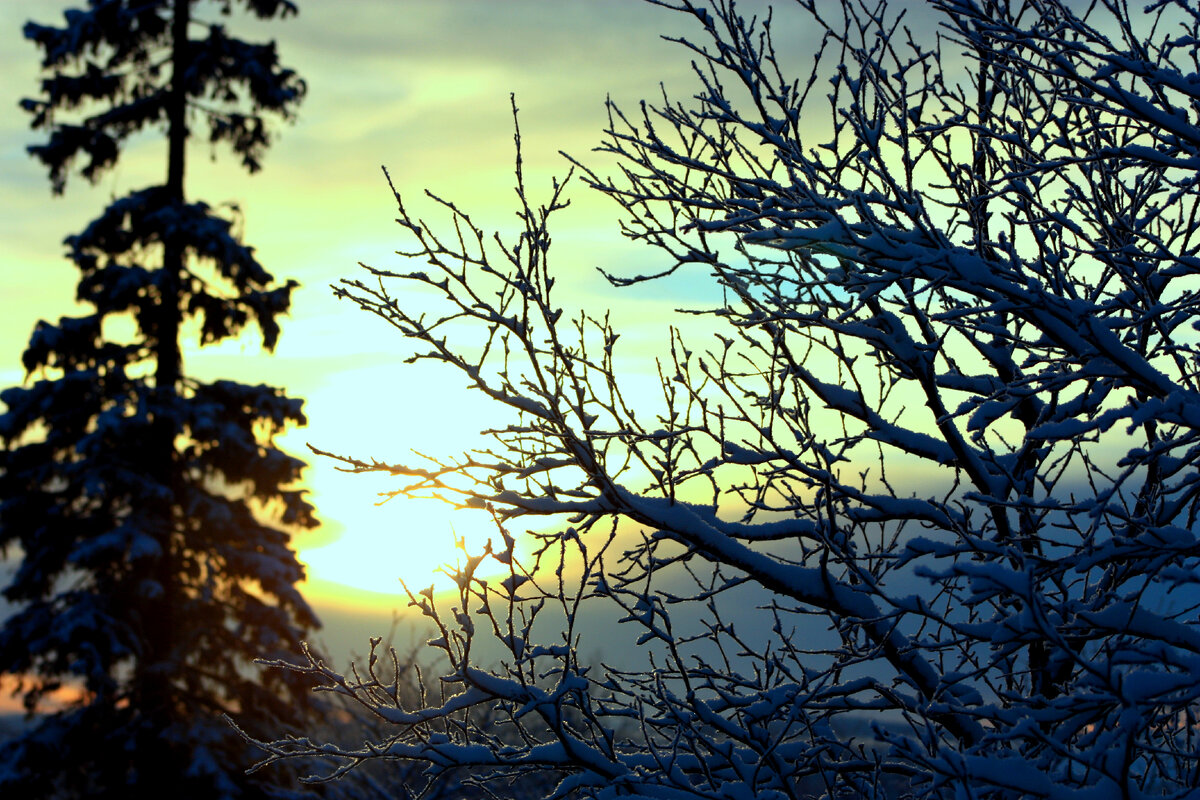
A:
[0, 0, 736, 657]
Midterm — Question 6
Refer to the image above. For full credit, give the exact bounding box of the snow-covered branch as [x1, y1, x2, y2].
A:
[258, 2, 1200, 797]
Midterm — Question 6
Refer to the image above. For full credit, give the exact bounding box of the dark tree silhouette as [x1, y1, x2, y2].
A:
[0, 1, 318, 797]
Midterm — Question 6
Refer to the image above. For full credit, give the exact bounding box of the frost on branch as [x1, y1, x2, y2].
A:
[258, 1, 1200, 797]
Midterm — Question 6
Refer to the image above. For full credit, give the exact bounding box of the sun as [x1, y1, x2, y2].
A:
[281, 356, 525, 604]
[298, 495, 504, 600]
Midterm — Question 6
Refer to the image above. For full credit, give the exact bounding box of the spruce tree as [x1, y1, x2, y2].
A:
[0, 1, 318, 796]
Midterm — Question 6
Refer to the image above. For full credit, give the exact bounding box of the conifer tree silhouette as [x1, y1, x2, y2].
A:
[0, 2, 318, 796]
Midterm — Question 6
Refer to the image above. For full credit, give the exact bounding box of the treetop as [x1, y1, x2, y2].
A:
[22, 0, 305, 193]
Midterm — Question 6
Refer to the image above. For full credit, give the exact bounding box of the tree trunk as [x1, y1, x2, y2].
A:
[142, 0, 189, 789]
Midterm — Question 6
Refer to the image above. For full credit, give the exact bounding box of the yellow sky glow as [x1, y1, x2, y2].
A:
[0, 2, 707, 622]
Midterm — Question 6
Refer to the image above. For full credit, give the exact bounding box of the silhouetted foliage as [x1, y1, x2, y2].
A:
[0, 1, 317, 797]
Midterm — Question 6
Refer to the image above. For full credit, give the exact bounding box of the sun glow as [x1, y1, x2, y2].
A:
[298, 496, 503, 600]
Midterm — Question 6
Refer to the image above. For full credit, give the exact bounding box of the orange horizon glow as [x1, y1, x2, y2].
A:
[0, 674, 86, 717]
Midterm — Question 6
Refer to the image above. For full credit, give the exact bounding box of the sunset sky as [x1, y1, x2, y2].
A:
[0, 1, 729, 648]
